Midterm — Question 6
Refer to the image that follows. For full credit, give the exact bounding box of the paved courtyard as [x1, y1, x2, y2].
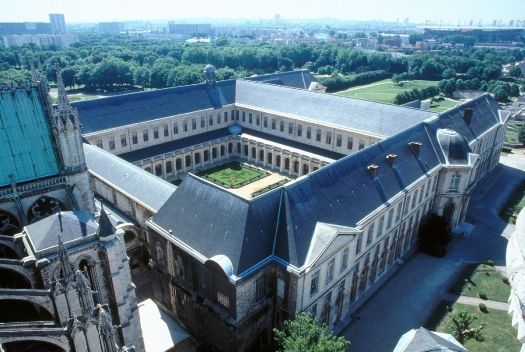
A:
[341, 153, 525, 351]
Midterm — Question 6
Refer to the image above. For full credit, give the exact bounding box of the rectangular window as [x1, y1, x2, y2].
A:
[272, 118, 276, 130]
[192, 119, 196, 130]
[307, 127, 312, 139]
[340, 248, 349, 273]
[310, 270, 320, 296]
[217, 291, 230, 309]
[163, 124, 169, 137]
[405, 195, 411, 215]
[347, 136, 354, 150]
[173, 122, 179, 134]
[336, 134, 342, 147]
[209, 116, 213, 126]
[108, 136, 115, 150]
[183, 120, 188, 132]
[288, 123, 293, 134]
[366, 223, 375, 245]
[131, 131, 138, 144]
[242, 111, 246, 122]
[356, 234, 362, 254]
[249, 113, 253, 124]
[200, 116, 205, 128]
[256, 115, 260, 126]
[326, 258, 335, 284]
[326, 131, 332, 145]
[310, 302, 318, 319]
[359, 139, 365, 150]
[387, 209, 394, 229]
[377, 216, 384, 237]
[142, 129, 149, 142]
[297, 124, 303, 137]
[425, 182, 430, 197]
[280, 121, 285, 132]
[263, 116, 268, 128]
[224, 111, 228, 122]
[418, 187, 424, 204]
[120, 134, 127, 147]
[411, 191, 418, 208]
[395, 203, 402, 222]
[235, 110, 239, 120]
[95, 139, 103, 148]
[255, 275, 265, 301]
[449, 174, 461, 192]
[153, 127, 159, 139]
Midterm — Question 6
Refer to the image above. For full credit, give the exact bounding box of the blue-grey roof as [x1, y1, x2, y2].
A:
[119, 128, 232, 163]
[152, 175, 281, 275]
[235, 80, 436, 137]
[84, 144, 176, 212]
[25, 211, 98, 252]
[74, 80, 236, 134]
[244, 70, 317, 90]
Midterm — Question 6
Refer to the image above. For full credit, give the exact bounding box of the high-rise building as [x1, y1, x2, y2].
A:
[49, 13, 66, 34]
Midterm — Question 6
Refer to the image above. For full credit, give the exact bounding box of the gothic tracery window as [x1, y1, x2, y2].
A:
[27, 197, 63, 223]
[0, 211, 21, 236]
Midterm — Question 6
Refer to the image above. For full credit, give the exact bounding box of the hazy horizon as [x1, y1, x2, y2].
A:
[1, 0, 524, 25]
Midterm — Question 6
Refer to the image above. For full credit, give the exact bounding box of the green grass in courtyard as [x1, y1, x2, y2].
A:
[450, 264, 511, 303]
[429, 98, 461, 113]
[336, 79, 439, 104]
[198, 162, 268, 189]
[425, 302, 520, 352]
[500, 179, 525, 224]
[251, 179, 289, 198]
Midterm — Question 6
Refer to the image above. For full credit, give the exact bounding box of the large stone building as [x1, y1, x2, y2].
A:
[0, 71, 143, 351]
[71, 68, 509, 351]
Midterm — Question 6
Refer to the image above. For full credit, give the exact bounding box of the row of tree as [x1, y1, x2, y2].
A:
[319, 70, 391, 92]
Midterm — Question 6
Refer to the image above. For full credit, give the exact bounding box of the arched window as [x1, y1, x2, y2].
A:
[145, 167, 152, 173]
[175, 158, 182, 170]
[204, 150, 210, 162]
[449, 173, 461, 192]
[0, 210, 21, 236]
[293, 161, 299, 173]
[259, 150, 264, 162]
[165, 161, 173, 174]
[302, 164, 309, 175]
[251, 147, 256, 159]
[212, 148, 217, 159]
[267, 153, 272, 164]
[155, 164, 162, 176]
[27, 197, 64, 223]
[194, 153, 201, 165]
[78, 258, 100, 304]
[228, 143, 233, 154]
[276, 155, 281, 167]
[284, 158, 290, 170]
[185, 155, 192, 167]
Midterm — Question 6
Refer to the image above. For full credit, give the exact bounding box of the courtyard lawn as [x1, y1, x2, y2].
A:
[450, 264, 511, 303]
[429, 98, 461, 113]
[500, 179, 525, 224]
[425, 302, 520, 352]
[198, 162, 268, 189]
[336, 79, 439, 104]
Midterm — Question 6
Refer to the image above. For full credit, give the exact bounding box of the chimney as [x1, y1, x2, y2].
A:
[385, 154, 397, 165]
[408, 142, 422, 157]
[367, 164, 379, 177]
[463, 108, 473, 125]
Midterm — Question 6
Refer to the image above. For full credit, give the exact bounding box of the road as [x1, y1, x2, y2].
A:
[341, 153, 525, 351]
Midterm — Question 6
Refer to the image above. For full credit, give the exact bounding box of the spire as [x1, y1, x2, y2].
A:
[97, 205, 116, 238]
[57, 233, 74, 281]
[96, 304, 120, 352]
[56, 63, 70, 111]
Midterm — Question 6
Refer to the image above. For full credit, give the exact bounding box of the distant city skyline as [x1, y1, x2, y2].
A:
[1, 0, 524, 24]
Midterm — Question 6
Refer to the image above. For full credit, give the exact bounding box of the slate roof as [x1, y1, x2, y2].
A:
[235, 80, 436, 137]
[119, 128, 232, 163]
[152, 175, 281, 275]
[243, 70, 317, 90]
[393, 327, 467, 352]
[83, 143, 176, 212]
[25, 211, 98, 252]
[74, 80, 236, 134]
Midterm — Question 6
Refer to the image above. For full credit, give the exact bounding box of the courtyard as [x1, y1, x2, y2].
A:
[197, 162, 289, 199]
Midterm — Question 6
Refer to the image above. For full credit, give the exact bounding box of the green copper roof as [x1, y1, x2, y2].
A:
[0, 88, 60, 186]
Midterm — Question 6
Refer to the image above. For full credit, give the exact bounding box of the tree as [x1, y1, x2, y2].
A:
[408, 33, 424, 45]
[448, 310, 486, 344]
[274, 313, 349, 352]
[442, 68, 457, 79]
[518, 124, 525, 145]
[509, 66, 523, 78]
[418, 213, 451, 257]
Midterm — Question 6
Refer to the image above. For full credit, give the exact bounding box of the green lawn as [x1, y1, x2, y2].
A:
[429, 98, 461, 113]
[336, 79, 439, 104]
[450, 264, 511, 303]
[198, 162, 268, 189]
[251, 179, 288, 198]
[425, 302, 520, 352]
[500, 180, 525, 224]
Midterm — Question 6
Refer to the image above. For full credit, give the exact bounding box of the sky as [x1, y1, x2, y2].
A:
[0, 0, 524, 24]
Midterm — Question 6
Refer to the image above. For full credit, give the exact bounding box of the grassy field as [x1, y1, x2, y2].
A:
[429, 98, 461, 113]
[336, 79, 439, 104]
[198, 162, 268, 189]
[425, 302, 521, 352]
[450, 264, 511, 303]
[500, 179, 525, 224]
